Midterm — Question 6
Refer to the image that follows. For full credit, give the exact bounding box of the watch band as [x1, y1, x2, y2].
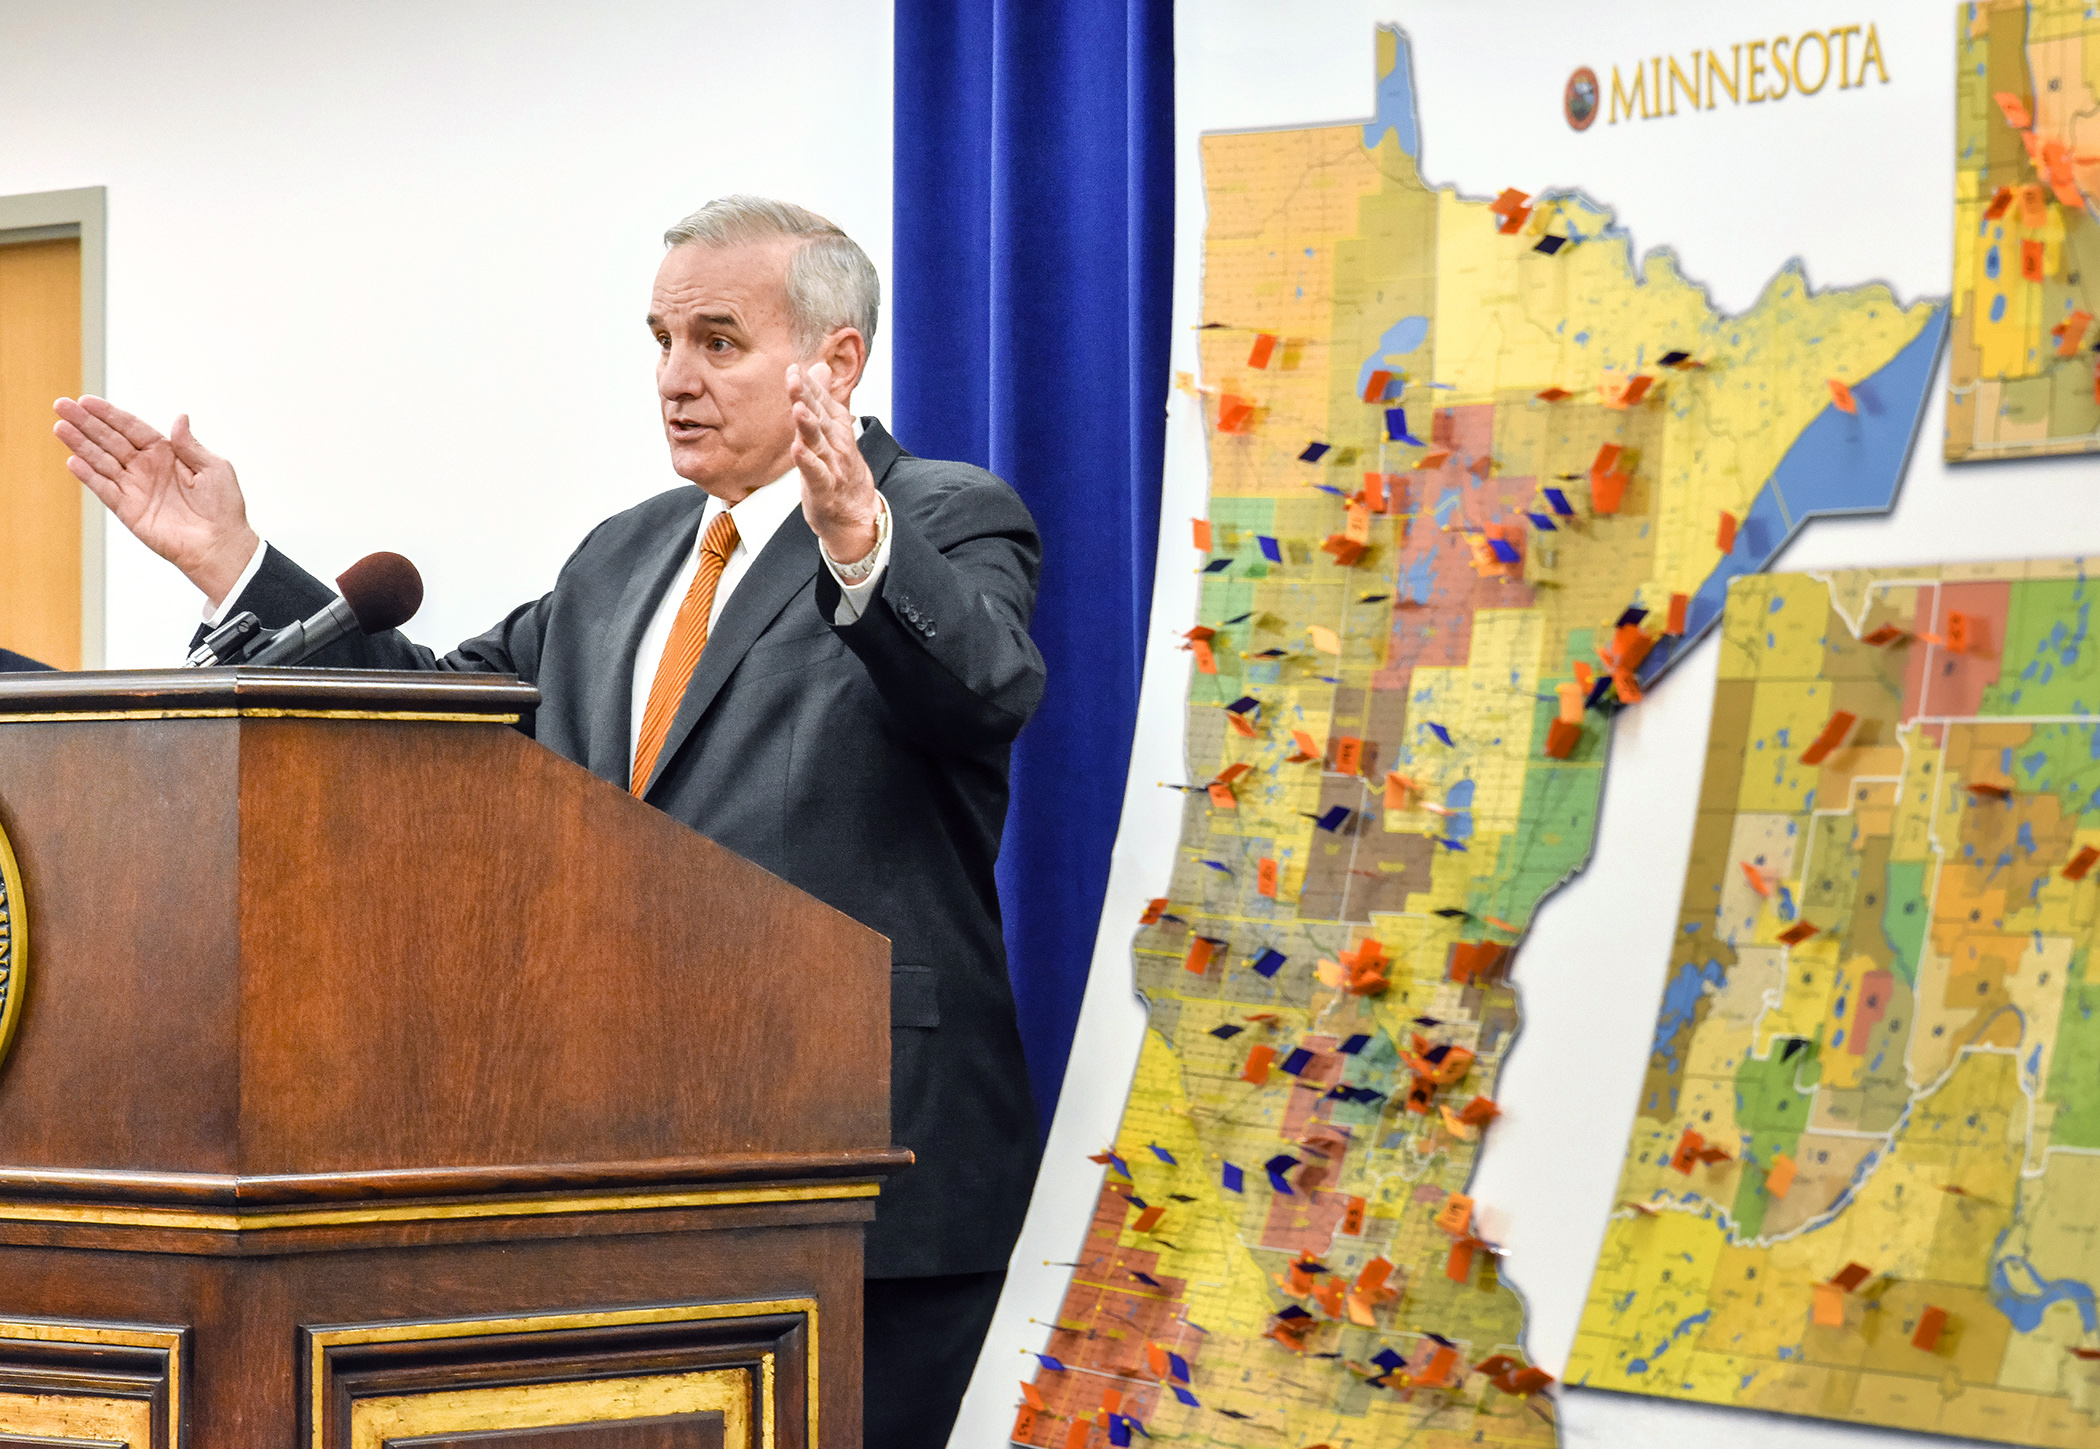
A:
[825, 494, 889, 585]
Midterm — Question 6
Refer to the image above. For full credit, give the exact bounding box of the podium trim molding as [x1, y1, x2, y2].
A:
[0, 708, 518, 725]
[0, 1181, 878, 1233]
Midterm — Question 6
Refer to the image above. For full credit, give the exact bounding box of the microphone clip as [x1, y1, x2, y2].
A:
[184, 611, 268, 668]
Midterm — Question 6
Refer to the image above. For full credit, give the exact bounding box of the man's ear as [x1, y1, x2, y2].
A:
[816, 327, 868, 401]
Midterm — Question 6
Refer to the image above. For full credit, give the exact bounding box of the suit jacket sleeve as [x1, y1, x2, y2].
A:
[188, 543, 554, 680]
[813, 471, 1046, 757]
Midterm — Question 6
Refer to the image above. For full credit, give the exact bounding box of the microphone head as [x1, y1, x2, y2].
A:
[335, 552, 424, 635]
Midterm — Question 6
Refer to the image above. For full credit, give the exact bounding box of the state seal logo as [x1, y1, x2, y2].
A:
[0, 818, 23, 1069]
[1565, 66, 1599, 131]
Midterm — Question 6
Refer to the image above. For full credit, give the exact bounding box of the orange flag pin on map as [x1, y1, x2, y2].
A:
[1828, 379, 1858, 414]
[1764, 1153, 1797, 1198]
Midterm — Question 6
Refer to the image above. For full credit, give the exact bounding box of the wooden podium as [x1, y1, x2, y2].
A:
[0, 669, 902, 1448]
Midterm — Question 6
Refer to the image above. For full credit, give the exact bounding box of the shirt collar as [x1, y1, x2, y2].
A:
[700, 464, 804, 560]
[695, 418, 866, 558]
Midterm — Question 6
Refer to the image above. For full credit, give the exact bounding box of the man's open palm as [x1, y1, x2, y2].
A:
[53, 396, 259, 604]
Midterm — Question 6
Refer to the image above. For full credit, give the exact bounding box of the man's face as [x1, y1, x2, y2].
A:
[649, 240, 802, 499]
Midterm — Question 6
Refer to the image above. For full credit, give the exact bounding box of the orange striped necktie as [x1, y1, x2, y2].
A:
[631, 509, 740, 795]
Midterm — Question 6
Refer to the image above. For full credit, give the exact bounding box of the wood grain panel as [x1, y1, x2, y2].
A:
[0, 1216, 857, 1448]
[0, 237, 82, 669]
[0, 717, 242, 1172]
[235, 717, 890, 1176]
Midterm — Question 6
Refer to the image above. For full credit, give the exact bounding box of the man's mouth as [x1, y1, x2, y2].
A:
[667, 419, 711, 440]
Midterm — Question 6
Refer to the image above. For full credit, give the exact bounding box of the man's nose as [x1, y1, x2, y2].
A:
[659, 340, 708, 400]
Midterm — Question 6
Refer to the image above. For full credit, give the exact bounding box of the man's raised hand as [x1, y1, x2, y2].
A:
[787, 361, 879, 564]
[53, 397, 259, 607]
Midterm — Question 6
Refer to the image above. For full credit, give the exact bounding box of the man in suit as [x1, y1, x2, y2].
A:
[54, 196, 1043, 1449]
[0, 651, 49, 672]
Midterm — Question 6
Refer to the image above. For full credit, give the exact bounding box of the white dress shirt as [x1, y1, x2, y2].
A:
[626, 466, 889, 759]
[204, 453, 894, 768]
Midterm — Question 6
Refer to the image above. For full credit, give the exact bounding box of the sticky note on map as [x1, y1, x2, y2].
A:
[1191, 518, 1211, 551]
[1912, 1304, 1949, 1352]
[1308, 625, 1341, 654]
[1184, 937, 1217, 975]
[1248, 332, 1278, 368]
[1812, 1283, 1846, 1328]
[2064, 845, 2099, 882]
[1828, 378, 1857, 414]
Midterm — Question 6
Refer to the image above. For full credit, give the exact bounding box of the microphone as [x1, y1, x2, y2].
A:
[243, 552, 425, 666]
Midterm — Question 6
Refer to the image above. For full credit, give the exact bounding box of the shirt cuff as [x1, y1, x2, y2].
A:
[203, 537, 270, 625]
[826, 498, 892, 626]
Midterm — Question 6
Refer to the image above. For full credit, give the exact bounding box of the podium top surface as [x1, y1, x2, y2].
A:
[0, 667, 540, 720]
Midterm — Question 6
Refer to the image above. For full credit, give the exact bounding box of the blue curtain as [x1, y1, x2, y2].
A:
[893, 0, 1173, 1136]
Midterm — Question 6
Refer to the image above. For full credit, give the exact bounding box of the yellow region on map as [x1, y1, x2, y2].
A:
[1947, 0, 2100, 459]
[1014, 26, 1943, 1449]
[1572, 558, 2100, 1447]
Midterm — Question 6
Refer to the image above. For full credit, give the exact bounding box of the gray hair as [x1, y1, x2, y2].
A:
[663, 195, 880, 355]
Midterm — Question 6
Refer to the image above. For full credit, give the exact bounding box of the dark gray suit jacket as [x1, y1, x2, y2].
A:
[209, 420, 1045, 1277]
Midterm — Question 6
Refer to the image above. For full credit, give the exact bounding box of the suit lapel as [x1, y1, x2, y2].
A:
[639, 510, 821, 797]
[595, 492, 707, 787]
[637, 423, 906, 798]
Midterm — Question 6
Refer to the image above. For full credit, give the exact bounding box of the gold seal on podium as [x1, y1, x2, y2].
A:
[0, 820, 22, 1069]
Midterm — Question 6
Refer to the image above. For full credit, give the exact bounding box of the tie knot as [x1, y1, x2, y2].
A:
[701, 510, 739, 564]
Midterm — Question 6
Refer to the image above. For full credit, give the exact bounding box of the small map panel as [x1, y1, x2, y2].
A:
[1947, 0, 2100, 460]
[1012, 25, 1945, 1449]
[1572, 559, 2100, 1447]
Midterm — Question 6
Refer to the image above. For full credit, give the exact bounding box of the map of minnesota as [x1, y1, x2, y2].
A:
[1573, 558, 2100, 1447]
[1013, 28, 1946, 1449]
[1947, 0, 2100, 461]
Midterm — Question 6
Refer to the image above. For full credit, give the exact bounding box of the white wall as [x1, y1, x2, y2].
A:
[0, 0, 892, 664]
[959, 4, 2099, 1447]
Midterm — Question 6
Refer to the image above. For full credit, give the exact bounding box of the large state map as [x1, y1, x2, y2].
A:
[1947, 0, 2100, 460]
[1015, 27, 1947, 1449]
[1572, 559, 2100, 1447]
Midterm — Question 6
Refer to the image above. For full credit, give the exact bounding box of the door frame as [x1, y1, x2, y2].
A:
[0, 187, 106, 669]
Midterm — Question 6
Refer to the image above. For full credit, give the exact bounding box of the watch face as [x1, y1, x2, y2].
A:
[0, 818, 21, 1072]
[1565, 67, 1599, 131]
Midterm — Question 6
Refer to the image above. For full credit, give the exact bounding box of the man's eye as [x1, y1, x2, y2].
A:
[708, 337, 732, 352]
